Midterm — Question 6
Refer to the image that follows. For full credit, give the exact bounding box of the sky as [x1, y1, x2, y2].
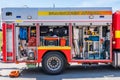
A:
[0, 0, 120, 12]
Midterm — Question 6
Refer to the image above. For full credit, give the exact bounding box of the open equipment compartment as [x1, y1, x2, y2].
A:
[40, 26, 69, 46]
[15, 25, 38, 61]
[72, 25, 110, 60]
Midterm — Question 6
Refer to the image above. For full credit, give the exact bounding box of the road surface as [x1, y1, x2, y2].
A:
[0, 63, 120, 80]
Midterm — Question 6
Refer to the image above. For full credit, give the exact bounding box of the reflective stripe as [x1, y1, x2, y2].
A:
[38, 11, 112, 16]
[15, 20, 23, 23]
[38, 46, 71, 50]
[115, 30, 120, 38]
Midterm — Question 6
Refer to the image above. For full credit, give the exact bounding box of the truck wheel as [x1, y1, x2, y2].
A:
[112, 51, 120, 68]
[42, 51, 66, 74]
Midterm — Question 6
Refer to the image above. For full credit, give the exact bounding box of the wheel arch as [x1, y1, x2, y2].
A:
[42, 50, 67, 61]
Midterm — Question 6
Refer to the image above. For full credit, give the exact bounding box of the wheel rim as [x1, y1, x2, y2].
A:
[47, 56, 62, 71]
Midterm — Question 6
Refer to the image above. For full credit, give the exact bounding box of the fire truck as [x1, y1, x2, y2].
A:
[1, 7, 120, 74]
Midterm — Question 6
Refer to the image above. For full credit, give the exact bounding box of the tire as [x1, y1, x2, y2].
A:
[112, 51, 120, 68]
[42, 51, 66, 74]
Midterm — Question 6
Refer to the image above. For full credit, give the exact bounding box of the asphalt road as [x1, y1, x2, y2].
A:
[0, 63, 120, 80]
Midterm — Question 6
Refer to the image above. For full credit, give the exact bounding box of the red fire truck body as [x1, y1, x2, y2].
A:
[1, 7, 120, 74]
